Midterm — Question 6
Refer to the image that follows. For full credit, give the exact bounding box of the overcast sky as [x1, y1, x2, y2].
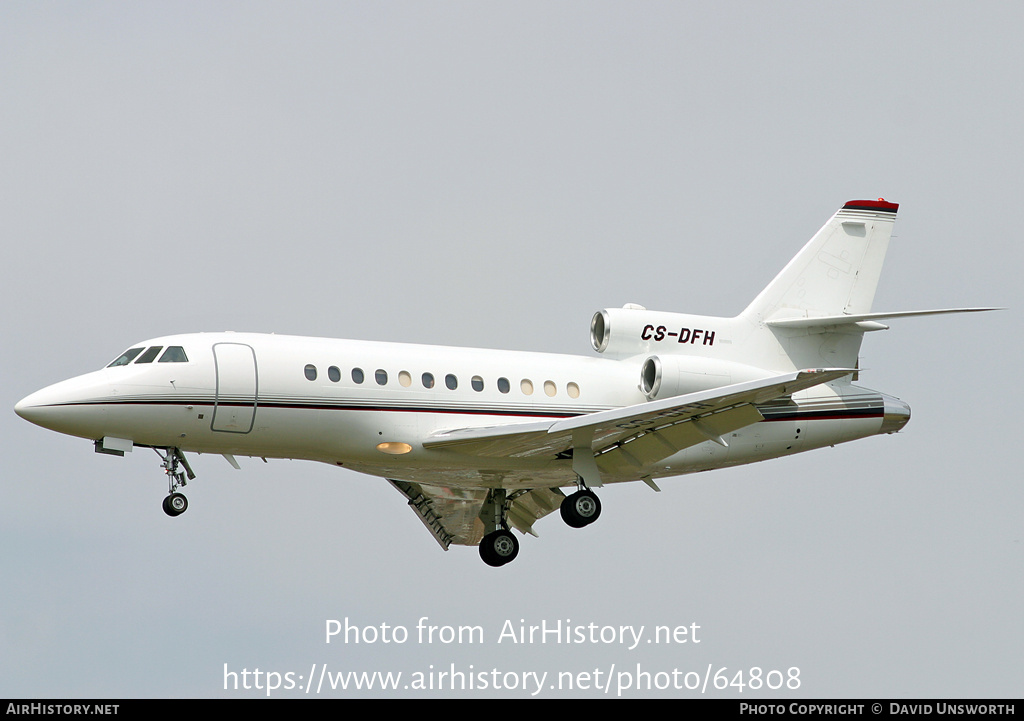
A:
[1, 1, 1020, 698]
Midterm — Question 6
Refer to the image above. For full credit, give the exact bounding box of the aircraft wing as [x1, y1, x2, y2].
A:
[397, 369, 853, 548]
[425, 369, 855, 481]
[388, 480, 564, 549]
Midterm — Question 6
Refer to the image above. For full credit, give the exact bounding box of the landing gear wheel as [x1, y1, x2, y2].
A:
[560, 489, 601, 528]
[162, 492, 188, 517]
[479, 529, 519, 567]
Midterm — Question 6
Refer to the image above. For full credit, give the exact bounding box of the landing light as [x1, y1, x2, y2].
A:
[376, 442, 413, 455]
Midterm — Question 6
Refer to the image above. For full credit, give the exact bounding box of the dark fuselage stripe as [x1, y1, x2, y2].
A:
[42, 397, 883, 423]
[760, 409, 882, 421]
[44, 398, 585, 419]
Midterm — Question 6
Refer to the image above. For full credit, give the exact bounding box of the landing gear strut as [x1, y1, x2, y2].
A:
[561, 479, 601, 528]
[157, 448, 195, 517]
[478, 488, 520, 567]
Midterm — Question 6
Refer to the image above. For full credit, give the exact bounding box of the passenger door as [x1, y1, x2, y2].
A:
[211, 342, 258, 433]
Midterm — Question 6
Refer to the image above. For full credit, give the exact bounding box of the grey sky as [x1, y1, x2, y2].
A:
[1, 1, 1019, 698]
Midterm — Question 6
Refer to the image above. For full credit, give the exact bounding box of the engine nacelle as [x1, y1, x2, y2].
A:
[591, 307, 726, 358]
[638, 354, 769, 400]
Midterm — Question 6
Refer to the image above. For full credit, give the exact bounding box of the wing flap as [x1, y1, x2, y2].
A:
[388, 480, 565, 548]
[506, 487, 566, 537]
[597, 403, 765, 472]
[388, 480, 487, 549]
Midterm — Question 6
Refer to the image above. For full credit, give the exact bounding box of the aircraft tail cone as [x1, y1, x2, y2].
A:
[880, 397, 911, 434]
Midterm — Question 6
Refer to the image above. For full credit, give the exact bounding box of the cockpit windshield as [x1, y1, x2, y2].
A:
[107, 345, 189, 367]
[107, 348, 144, 367]
[158, 346, 188, 363]
[135, 346, 163, 363]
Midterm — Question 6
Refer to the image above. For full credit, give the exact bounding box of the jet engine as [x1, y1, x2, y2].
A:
[590, 307, 725, 358]
[590, 307, 770, 399]
[638, 354, 768, 400]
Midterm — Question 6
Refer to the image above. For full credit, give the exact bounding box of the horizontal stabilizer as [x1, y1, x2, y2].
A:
[766, 307, 1002, 330]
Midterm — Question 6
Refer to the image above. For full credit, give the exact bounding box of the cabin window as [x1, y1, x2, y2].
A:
[567, 382, 580, 399]
[135, 346, 163, 364]
[352, 368, 364, 384]
[544, 380, 557, 397]
[399, 370, 412, 387]
[497, 377, 510, 393]
[304, 364, 317, 381]
[158, 346, 188, 363]
[445, 374, 458, 390]
[328, 366, 341, 382]
[422, 372, 435, 389]
[108, 348, 144, 367]
[375, 369, 388, 385]
[471, 376, 484, 392]
[520, 379, 534, 395]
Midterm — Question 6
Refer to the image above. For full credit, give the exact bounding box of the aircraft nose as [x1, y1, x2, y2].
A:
[14, 377, 102, 436]
[14, 391, 45, 424]
[880, 396, 911, 434]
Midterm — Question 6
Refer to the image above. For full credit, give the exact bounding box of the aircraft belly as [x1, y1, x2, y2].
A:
[176, 407, 576, 489]
[352, 430, 576, 489]
[345, 461, 574, 490]
[181, 405, 390, 460]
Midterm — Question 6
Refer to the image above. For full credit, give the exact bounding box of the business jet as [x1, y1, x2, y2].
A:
[15, 199, 997, 566]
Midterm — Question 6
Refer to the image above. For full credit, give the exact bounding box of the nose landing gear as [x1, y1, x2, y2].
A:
[157, 448, 195, 517]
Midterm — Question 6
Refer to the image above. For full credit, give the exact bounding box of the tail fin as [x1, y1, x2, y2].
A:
[740, 199, 899, 324]
[736, 199, 998, 372]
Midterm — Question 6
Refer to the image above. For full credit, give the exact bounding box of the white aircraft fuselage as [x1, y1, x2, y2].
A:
[14, 330, 907, 489]
[14, 199, 994, 565]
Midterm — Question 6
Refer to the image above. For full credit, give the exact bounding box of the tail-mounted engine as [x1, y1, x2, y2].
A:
[591, 307, 724, 358]
[638, 354, 769, 400]
[590, 306, 770, 400]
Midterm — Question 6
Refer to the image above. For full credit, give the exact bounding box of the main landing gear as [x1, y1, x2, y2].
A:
[477, 481, 603, 567]
[157, 448, 195, 517]
[479, 488, 520, 567]
[560, 481, 602, 529]
[479, 528, 519, 567]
